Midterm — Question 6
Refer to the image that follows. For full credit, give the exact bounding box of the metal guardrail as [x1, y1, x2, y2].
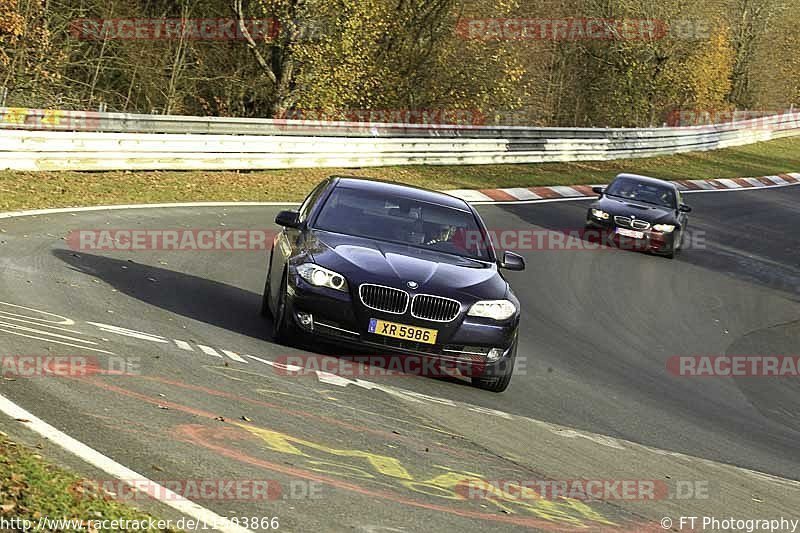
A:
[1, 107, 799, 171]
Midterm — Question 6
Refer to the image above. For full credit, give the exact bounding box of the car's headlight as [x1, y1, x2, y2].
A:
[591, 209, 610, 220]
[467, 300, 517, 321]
[652, 224, 675, 233]
[296, 263, 348, 292]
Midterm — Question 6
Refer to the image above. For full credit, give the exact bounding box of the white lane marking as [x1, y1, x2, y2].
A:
[247, 353, 515, 419]
[0, 314, 86, 335]
[87, 322, 169, 343]
[548, 186, 583, 197]
[0, 302, 76, 326]
[502, 187, 541, 200]
[0, 202, 298, 220]
[174, 340, 194, 351]
[446, 189, 494, 202]
[315, 371, 354, 387]
[766, 175, 788, 185]
[350, 379, 458, 406]
[0, 321, 100, 345]
[743, 177, 766, 187]
[0, 395, 253, 533]
[198, 345, 223, 358]
[467, 405, 514, 420]
[716, 178, 742, 189]
[552, 429, 625, 450]
[0, 328, 115, 354]
[221, 350, 247, 363]
[0, 301, 252, 365]
[244, 354, 303, 372]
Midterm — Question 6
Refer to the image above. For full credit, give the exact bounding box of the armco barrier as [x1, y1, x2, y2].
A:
[1, 107, 798, 171]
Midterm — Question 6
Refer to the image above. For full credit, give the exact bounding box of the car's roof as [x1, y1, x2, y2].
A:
[614, 173, 679, 189]
[331, 176, 472, 211]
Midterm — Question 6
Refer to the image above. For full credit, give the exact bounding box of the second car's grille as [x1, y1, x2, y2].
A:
[614, 216, 651, 230]
[411, 295, 461, 322]
[359, 284, 409, 314]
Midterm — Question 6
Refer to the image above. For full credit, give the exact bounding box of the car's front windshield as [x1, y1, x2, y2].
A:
[605, 178, 677, 208]
[313, 186, 492, 262]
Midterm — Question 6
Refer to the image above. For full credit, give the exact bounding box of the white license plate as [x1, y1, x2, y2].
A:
[616, 228, 645, 239]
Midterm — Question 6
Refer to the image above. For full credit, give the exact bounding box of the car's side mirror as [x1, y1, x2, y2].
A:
[592, 186, 606, 195]
[679, 204, 692, 213]
[500, 251, 525, 271]
[275, 210, 301, 228]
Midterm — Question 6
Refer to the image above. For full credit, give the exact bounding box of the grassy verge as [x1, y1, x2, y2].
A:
[2, 136, 799, 211]
[0, 433, 174, 531]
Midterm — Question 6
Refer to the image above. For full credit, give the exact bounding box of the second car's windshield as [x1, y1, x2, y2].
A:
[314, 186, 492, 261]
[604, 178, 677, 208]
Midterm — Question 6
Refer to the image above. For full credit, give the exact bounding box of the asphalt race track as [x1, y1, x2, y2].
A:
[0, 184, 798, 531]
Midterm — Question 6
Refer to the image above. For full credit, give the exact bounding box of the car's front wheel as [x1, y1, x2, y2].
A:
[260, 272, 272, 318]
[273, 270, 297, 345]
[261, 246, 278, 317]
[662, 228, 683, 259]
[472, 343, 517, 393]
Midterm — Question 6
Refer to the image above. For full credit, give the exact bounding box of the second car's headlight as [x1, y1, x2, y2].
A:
[468, 300, 517, 321]
[296, 264, 348, 292]
[652, 224, 676, 233]
[591, 209, 610, 220]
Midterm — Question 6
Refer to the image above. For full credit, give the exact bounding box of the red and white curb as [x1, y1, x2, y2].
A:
[446, 172, 800, 204]
[0, 173, 798, 222]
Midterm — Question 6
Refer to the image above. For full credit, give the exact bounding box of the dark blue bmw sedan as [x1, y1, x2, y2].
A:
[262, 177, 525, 392]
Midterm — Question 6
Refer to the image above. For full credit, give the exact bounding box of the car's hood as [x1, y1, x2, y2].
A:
[592, 196, 677, 224]
[307, 230, 507, 301]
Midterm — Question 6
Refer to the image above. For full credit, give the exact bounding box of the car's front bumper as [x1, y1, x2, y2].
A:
[585, 217, 678, 254]
[283, 275, 519, 377]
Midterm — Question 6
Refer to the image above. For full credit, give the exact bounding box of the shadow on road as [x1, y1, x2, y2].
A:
[51, 249, 471, 388]
[53, 248, 271, 340]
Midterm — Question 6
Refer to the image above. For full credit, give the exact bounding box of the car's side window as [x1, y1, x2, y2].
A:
[675, 190, 683, 209]
[298, 181, 328, 223]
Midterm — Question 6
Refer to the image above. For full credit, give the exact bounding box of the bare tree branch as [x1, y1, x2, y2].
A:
[231, 0, 277, 85]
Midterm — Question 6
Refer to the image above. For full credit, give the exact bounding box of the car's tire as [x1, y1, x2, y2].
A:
[261, 248, 275, 318]
[472, 343, 517, 393]
[272, 270, 297, 345]
[260, 273, 272, 318]
[663, 230, 683, 259]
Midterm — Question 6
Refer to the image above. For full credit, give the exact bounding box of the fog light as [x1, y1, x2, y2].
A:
[296, 311, 314, 330]
[487, 348, 503, 362]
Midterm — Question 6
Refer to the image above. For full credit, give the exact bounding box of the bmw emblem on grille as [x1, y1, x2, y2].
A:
[407, 281, 419, 289]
